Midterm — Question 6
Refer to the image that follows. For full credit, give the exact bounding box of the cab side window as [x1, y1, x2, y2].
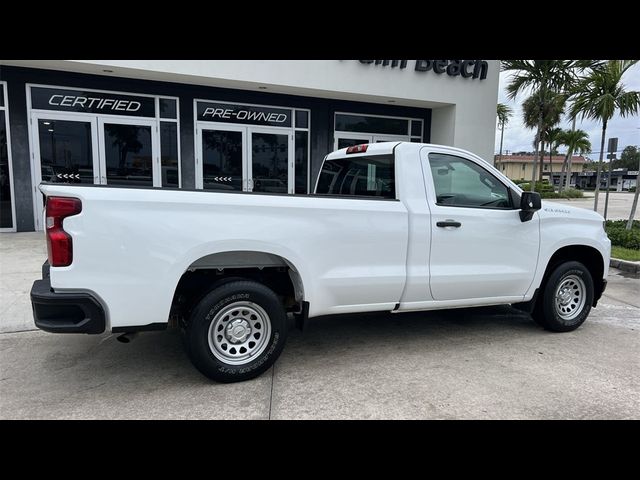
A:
[428, 153, 512, 209]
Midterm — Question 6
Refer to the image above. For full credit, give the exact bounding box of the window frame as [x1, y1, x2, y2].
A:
[26, 83, 181, 230]
[0, 81, 16, 232]
[193, 99, 311, 194]
[333, 111, 423, 146]
[426, 151, 518, 211]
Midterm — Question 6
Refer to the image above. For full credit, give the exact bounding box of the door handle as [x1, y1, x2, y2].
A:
[436, 220, 462, 228]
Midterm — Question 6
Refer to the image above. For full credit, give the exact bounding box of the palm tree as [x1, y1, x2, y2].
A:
[542, 126, 564, 181]
[502, 60, 587, 191]
[570, 60, 640, 211]
[558, 117, 578, 191]
[502, 60, 594, 191]
[522, 89, 565, 181]
[496, 103, 513, 170]
[557, 129, 591, 191]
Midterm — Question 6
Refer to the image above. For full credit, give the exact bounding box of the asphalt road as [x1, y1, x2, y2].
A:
[1, 267, 638, 420]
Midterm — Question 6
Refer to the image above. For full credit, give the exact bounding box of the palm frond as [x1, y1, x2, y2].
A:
[570, 60, 640, 123]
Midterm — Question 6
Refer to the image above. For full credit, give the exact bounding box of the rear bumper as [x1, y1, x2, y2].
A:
[30, 273, 106, 334]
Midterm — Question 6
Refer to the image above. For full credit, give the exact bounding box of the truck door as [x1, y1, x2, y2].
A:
[421, 148, 539, 301]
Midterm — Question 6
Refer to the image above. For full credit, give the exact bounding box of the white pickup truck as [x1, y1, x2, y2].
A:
[31, 142, 611, 382]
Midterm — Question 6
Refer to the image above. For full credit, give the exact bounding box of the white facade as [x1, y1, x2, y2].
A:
[2, 60, 500, 161]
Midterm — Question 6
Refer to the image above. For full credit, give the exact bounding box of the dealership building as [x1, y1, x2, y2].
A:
[0, 60, 499, 232]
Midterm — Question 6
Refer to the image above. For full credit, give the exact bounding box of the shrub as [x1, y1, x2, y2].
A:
[605, 220, 640, 250]
[540, 192, 561, 198]
[562, 188, 584, 198]
[518, 181, 555, 193]
[533, 188, 584, 199]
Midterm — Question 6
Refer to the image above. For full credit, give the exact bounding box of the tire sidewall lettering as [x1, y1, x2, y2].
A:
[206, 293, 251, 321]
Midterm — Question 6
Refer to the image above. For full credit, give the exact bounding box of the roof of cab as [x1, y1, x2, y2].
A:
[326, 141, 493, 164]
[326, 141, 401, 160]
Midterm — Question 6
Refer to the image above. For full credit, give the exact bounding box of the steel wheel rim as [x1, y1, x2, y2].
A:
[554, 274, 586, 321]
[207, 301, 272, 365]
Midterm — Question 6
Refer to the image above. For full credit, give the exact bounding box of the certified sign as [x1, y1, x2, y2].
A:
[197, 101, 292, 127]
[31, 87, 156, 117]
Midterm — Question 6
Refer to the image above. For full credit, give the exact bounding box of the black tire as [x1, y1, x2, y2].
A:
[186, 280, 288, 383]
[532, 261, 594, 332]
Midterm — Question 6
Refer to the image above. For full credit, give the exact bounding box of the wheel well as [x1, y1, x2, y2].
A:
[541, 245, 605, 304]
[170, 252, 303, 324]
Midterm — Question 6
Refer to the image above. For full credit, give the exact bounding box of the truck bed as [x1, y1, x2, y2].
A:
[41, 183, 409, 329]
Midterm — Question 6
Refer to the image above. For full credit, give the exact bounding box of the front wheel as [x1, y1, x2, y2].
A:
[186, 280, 288, 382]
[533, 261, 594, 332]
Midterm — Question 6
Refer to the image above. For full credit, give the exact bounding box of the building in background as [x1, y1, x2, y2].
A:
[574, 168, 638, 191]
[495, 154, 587, 183]
[0, 60, 499, 232]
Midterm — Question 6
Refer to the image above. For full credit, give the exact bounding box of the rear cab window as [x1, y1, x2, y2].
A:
[315, 154, 396, 199]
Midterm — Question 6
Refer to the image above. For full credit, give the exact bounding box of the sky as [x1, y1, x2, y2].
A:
[494, 62, 640, 160]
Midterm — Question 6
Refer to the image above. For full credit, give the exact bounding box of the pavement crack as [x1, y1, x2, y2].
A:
[268, 364, 275, 420]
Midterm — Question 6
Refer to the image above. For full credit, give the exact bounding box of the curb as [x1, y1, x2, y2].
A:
[610, 258, 640, 274]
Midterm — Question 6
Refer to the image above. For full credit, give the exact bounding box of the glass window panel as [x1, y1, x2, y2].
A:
[251, 132, 288, 193]
[38, 119, 95, 184]
[0, 114, 13, 228]
[337, 137, 369, 149]
[335, 113, 408, 135]
[428, 153, 511, 209]
[316, 154, 395, 199]
[0, 87, 4, 107]
[160, 122, 179, 187]
[202, 130, 243, 191]
[103, 123, 153, 186]
[295, 131, 308, 194]
[295, 110, 309, 129]
[411, 120, 422, 137]
[159, 98, 177, 119]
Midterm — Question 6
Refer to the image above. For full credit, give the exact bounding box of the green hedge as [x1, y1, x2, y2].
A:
[538, 188, 584, 199]
[518, 181, 555, 193]
[605, 220, 640, 250]
[518, 182, 584, 198]
[518, 182, 584, 199]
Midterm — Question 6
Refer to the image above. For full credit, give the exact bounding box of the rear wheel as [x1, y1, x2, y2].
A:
[533, 261, 594, 332]
[186, 280, 288, 382]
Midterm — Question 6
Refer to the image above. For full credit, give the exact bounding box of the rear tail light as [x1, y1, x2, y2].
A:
[46, 196, 82, 267]
[346, 144, 369, 154]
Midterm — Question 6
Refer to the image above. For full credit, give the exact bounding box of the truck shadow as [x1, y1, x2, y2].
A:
[111, 305, 538, 381]
[288, 305, 539, 349]
[32, 305, 540, 390]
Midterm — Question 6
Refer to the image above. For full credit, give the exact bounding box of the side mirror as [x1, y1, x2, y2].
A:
[519, 191, 541, 222]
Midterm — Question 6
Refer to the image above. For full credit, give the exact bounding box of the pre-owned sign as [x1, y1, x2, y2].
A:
[197, 101, 292, 127]
[359, 60, 489, 80]
[31, 87, 156, 117]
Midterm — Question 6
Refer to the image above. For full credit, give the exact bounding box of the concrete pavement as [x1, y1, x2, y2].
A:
[1, 277, 638, 418]
[552, 191, 639, 221]
[0, 232, 46, 333]
[1, 232, 639, 419]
